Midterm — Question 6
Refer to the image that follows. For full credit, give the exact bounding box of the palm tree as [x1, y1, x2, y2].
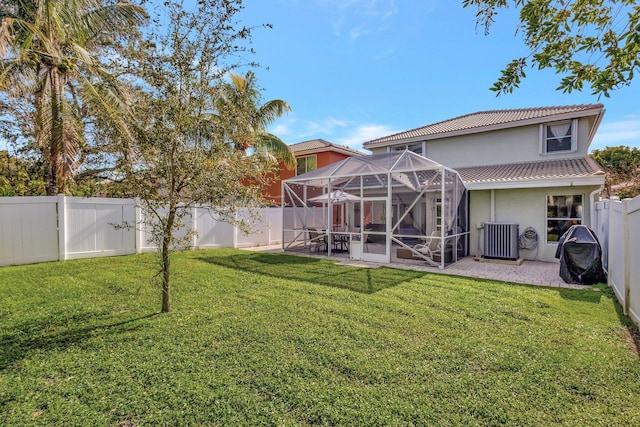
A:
[214, 71, 295, 169]
[0, 0, 146, 195]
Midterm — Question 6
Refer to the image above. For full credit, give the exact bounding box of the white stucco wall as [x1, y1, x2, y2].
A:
[368, 115, 597, 169]
[469, 185, 601, 263]
[365, 114, 604, 263]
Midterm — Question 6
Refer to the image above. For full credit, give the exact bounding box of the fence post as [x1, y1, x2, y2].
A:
[623, 199, 631, 315]
[192, 206, 198, 249]
[57, 194, 67, 261]
[595, 200, 609, 270]
[607, 197, 618, 298]
[135, 199, 142, 254]
[233, 211, 238, 248]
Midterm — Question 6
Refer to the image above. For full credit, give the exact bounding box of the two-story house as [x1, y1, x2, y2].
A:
[362, 104, 606, 263]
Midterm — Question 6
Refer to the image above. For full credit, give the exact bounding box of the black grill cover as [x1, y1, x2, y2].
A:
[555, 225, 607, 285]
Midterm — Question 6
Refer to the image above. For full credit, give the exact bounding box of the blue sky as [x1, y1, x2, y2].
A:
[238, 0, 640, 152]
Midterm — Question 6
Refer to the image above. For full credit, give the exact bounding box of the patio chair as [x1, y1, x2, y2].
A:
[413, 231, 441, 261]
[307, 228, 327, 252]
[330, 233, 349, 252]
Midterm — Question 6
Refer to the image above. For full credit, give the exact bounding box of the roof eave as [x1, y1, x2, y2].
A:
[294, 147, 363, 157]
[587, 108, 606, 148]
[464, 175, 605, 190]
[363, 105, 605, 149]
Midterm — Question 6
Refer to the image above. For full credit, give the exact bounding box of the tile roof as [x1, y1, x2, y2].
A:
[289, 139, 363, 156]
[457, 157, 604, 185]
[363, 104, 604, 147]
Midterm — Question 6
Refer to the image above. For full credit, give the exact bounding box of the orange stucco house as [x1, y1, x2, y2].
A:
[263, 139, 363, 205]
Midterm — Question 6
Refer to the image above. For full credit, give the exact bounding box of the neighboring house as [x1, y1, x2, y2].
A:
[363, 104, 606, 263]
[263, 139, 363, 204]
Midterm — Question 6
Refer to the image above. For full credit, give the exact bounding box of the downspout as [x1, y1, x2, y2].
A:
[490, 189, 495, 222]
[482, 189, 496, 259]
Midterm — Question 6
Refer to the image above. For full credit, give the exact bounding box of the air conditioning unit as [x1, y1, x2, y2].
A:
[483, 222, 519, 260]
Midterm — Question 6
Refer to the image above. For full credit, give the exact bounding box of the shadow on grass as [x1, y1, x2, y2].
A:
[557, 283, 639, 356]
[557, 286, 606, 303]
[198, 252, 425, 294]
[607, 286, 640, 357]
[0, 311, 158, 371]
[438, 271, 613, 305]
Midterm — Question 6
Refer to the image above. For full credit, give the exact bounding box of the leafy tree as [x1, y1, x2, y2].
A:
[215, 71, 295, 169]
[0, 150, 45, 196]
[463, 0, 640, 96]
[591, 145, 640, 198]
[0, 0, 146, 195]
[121, 0, 279, 313]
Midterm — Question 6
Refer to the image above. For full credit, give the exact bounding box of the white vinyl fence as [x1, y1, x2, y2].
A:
[0, 196, 283, 267]
[595, 195, 640, 326]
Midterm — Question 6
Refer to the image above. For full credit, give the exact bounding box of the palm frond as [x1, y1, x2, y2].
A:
[59, 95, 83, 181]
[80, 2, 147, 40]
[0, 57, 35, 90]
[256, 133, 296, 170]
[255, 99, 291, 129]
[0, 17, 14, 56]
[77, 74, 134, 142]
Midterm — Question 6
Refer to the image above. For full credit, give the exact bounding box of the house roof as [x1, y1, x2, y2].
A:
[286, 150, 445, 182]
[289, 139, 363, 157]
[363, 104, 605, 148]
[284, 150, 459, 192]
[457, 157, 605, 189]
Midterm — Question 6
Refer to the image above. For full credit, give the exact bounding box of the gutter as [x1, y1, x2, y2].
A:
[464, 175, 606, 191]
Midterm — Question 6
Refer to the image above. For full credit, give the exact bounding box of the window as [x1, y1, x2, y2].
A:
[391, 143, 424, 155]
[296, 155, 317, 175]
[546, 194, 583, 243]
[541, 120, 577, 154]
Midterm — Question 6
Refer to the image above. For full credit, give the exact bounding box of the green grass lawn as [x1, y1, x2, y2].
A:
[1, 249, 639, 426]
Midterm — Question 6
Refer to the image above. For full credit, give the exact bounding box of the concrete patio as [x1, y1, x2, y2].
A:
[242, 245, 589, 289]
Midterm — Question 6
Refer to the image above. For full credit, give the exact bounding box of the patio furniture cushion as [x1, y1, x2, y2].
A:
[396, 247, 452, 263]
[398, 226, 420, 245]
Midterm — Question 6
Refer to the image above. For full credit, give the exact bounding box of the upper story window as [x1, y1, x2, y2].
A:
[296, 155, 317, 176]
[390, 143, 424, 156]
[541, 119, 577, 154]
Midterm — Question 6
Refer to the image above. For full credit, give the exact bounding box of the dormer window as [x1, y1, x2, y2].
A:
[541, 119, 577, 154]
[389, 142, 424, 156]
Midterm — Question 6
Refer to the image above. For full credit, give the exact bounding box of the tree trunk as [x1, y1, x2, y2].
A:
[47, 67, 64, 196]
[160, 205, 177, 313]
[46, 149, 58, 196]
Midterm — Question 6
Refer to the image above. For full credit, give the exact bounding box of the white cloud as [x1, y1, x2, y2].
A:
[315, 0, 398, 40]
[373, 45, 397, 60]
[268, 113, 397, 151]
[349, 24, 366, 40]
[592, 116, 640, 150]
[302, 118, 349, 136]
[335, 123, 400, 150]
[268, 114, 349, 142]
[270, 123, 291, 136]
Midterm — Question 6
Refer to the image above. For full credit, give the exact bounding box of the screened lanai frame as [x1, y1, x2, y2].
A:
[281, 150, 469, 269]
